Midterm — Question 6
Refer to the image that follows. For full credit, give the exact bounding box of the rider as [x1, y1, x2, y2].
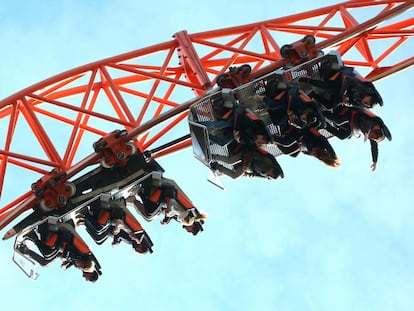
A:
[201, 88, 272, 147]
[254, 77, 326, 131]
[125, 151, 207, 236]
[209, 136, 285, 180]
[300, 127, 340, 167]
[249, 78, 338, 167]
[299, 65, 383, 110]
[266, 125, 340, 168]
[18, 220, 102, 282]
[324, 105, 391, 171]
[77, 196, 153, 254]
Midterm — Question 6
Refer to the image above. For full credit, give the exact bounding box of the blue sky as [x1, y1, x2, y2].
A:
[0, 1, 413, 311]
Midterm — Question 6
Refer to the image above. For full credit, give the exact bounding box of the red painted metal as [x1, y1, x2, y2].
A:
[174, 30, 212, 92]
[0, 0, 413, 226]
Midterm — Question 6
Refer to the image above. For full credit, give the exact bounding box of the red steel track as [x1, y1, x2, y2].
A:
[0, 0, 413, 228]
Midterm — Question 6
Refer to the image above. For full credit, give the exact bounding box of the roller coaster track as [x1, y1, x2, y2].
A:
[0, 0, 413, 230]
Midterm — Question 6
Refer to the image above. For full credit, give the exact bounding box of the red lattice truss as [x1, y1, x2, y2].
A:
[0, 0, 413, 213]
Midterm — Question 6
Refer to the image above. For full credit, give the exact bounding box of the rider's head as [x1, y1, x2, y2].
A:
[368, 124, 386, 142]
[75, 258, 95, 273]
[311, 146, 340, 167]
[75, 258, 99, 282]
[265, 167, 284, 180]
[133, 243, 149, 254]
[350, 82, 383, 108]
[254, 134, 268, 145]
[265, 78, 286, 98]
[82, 270, 99, 283]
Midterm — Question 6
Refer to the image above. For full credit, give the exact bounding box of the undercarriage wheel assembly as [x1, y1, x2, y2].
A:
[38, 181, 77, 211]
[126, 141, 138, 156]
[64, 182, 77, 197]
[280, 44, 293, 58]
[216, 73, 230, 88]
[93, 140, 107, 153]
[100, 157, 114, 169]
[302, 35, 316, 46]
[239, 64, 252, 75]
[99, 141, 138, 168]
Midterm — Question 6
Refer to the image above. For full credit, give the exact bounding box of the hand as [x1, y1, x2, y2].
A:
[233, 130, 241, 143]
[61, 261, 70, 270]
[75, 217, 85, 227]
[371, 162, 377, 171]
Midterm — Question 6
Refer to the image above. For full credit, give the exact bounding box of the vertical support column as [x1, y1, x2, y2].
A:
[174, 30, 212, 95]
